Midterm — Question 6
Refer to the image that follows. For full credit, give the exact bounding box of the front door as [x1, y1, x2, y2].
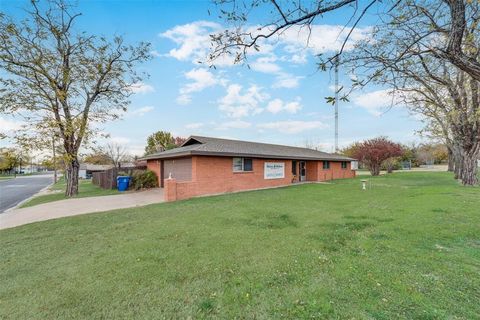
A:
[299, 161, 306, 181]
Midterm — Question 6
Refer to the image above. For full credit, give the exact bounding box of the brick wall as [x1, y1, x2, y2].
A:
[162, 156, 355, 201]
[316, 161, 356, 181]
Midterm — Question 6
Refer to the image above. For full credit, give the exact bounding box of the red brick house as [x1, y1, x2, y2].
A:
[143, 136, 356, 201]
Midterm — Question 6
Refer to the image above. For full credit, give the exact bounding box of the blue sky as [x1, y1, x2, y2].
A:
[0, 0, 424, 156]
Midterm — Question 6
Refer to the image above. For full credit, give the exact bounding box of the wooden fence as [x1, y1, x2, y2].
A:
[92, 166, 146, 189]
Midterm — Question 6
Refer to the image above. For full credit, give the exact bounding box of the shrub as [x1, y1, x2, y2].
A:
[130, 169, 158, 190]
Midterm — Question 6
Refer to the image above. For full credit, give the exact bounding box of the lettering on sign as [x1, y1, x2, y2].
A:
[264, 162, 285, 179]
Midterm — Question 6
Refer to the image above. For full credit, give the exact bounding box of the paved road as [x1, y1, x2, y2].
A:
[0, 174, 54, 213]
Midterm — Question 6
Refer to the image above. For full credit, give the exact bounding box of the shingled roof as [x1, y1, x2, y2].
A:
[142, 136, 354, 161]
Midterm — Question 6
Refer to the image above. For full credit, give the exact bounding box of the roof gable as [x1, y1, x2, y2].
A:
[181, 136, 204, 147]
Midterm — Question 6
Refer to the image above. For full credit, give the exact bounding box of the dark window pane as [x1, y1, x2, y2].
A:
[292, 161, 297, 174]
[243, 158, 253, 171]
[341, 161, 347, 169]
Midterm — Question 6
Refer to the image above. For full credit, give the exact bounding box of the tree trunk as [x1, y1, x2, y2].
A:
[453, 145, 463, 180]
[459, 149, 479, 186]
[52, 137, 57, 183]
[447, 146, 455, 172]
[386, 163, 394, 173]
[65, 157, 80, 196]
[369, 163, 380, 176]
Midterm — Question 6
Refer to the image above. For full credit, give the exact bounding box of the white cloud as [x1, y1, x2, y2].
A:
[129, 106, 154, 116]
[266, 98, 302, 114]
[272, 74, 302, 89]
[0, 117, 24, 134]
[161, 21, 370, 67]
[353, 89, 396, 116]
[128, 82, 155, 94]
[218, 84, 269, 118]
[177, 68, 226, 105]
[290, 53, 307, 64]
[250, 56, 281, 74]
[150, 50, 162, 57]
[277, 25, 371, 57]
[266, 99, 283, 114]
[176, 95, 192, 105]
[257, 120, 328, 134]
[284, 100, 302, 113]
[249, 55, 302, 89]
[160, 21, 224, 63]
[216, 120, 252, 130]
[185, 122, 204, 129]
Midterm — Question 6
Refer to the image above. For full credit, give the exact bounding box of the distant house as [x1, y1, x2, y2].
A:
[142, 135, 356, 202]
[79, 163, 114, 179]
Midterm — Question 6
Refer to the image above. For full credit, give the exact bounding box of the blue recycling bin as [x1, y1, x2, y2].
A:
[117, 176, 131, 192]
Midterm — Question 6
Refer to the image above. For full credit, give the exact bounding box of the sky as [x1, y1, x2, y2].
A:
[0, 0, 425, 156]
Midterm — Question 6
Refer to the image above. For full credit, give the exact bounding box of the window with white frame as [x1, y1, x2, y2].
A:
[233, 157, 253, 172]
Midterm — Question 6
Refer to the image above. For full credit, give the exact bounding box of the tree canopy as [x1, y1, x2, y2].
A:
[0, 0, 151, 195]
[144, 131, 186, 155]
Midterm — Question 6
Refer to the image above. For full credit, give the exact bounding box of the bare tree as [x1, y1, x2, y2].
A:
[210, 1, 480, 83]
[0, 0, 151, 196]
[340, 1, 480, 185]
[209, 0, 480, 186]
[105, 143, 129, 168]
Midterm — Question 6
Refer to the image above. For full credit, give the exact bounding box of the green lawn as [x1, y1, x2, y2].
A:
[1, 172, 479, 319]
[20, 178, 120, 208]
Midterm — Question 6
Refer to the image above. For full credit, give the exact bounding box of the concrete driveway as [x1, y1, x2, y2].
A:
[0, 188, 164, 230]
[0, 174, 54, 212]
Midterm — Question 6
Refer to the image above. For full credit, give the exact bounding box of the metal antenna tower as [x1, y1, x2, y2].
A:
[334, 53, 339, 153]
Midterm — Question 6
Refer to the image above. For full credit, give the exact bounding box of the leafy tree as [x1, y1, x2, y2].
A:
[144, 131, 185, 155]
[340, 142, 361, 159]
[0, 147, 30, 175]
[0, 148, 18, 174]
[0, 0, 151, 196]
[352, 137, 404, 176]
[173, 136, 187, 147]
[83, 152, 112, 165]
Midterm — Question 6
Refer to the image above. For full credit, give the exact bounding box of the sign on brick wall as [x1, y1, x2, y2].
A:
[264, 162, 285, 179]
[351, 161, 359, 170]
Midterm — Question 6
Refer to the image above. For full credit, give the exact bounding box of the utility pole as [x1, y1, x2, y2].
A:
[334, 53, 339, 153]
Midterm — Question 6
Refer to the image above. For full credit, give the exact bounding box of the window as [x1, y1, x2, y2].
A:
[323, 161, 330, 169]
[233, 158, 243, 172]
[243, 158, 253, 171]
[233, 158, 253, 172]
[341, 161, 348, 169]
[292, 161, 297, 175]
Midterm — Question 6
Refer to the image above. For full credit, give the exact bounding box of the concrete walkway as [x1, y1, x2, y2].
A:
[0, 188, 164, 230]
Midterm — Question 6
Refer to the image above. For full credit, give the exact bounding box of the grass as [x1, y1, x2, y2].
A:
[0, 176, 13, 180]
[1, 172, 479, 319]
[20, 178, 120, 208]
